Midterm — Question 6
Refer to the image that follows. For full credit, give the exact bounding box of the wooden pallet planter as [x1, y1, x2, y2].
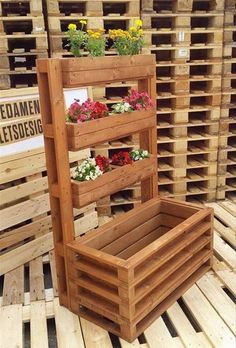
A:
[67, 108, 156, 150]
[37, 53, 213, 342]
[72, 155, 157, 208]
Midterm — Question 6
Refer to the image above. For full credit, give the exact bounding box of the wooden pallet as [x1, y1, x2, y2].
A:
[0, 199, 235, 347]
[0, 0, 43, 16]
[0, 51, 48, 89]
[0, 147, 98, 276]
[46, 0, 140, 17]
[141, 0, 225, 13]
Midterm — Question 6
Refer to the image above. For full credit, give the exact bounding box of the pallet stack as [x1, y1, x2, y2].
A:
[217, 0, 236, 200]
[141, 0, 224, 202]
[0, 0, 48, 89]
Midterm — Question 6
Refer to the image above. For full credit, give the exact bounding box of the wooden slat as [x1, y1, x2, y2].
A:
[0, 304, 23, 348]
[183, 285, 236, 348]
[0, 193, 50, 230]
[207, 203, 236, 230]
[0, 233, 54, 276]
[214, 233, 236, 270]
[30, 301, 49, 348]
[197, 274, 236, 335]
[167, 302, 213, 348]
[80, 317, 113, 348]
[2, 266, 24, 305]
[144, 316, 185, 348]
[54, 298, 85, 348]
[30, 257, 45, 301]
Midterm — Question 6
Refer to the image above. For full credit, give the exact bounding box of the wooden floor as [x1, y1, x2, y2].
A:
[0, 200, 235, 348]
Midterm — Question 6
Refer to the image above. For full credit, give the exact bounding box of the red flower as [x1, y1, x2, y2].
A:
[67, 98, 108, 123]
[124, 89, 153, 111]
[111, 151, 132, 166]
[95, 155, 110, 172]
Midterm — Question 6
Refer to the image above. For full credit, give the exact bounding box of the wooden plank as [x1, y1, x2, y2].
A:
[49, 250, 59, 297]
[214, 218, 236, 249]
[207, 203, 236, 230]
[214, 269, 236, 297]
[218, 201, 236, 218]
[214, 233, 236, 270]
[29, 257, 45, 301]
[183, 284, 236, 348]
[144, 316, 184, 348]
[119, 339, 143, 348]
[2, 266, 24, 305]
[0, 176, 48, 205]
[0, 233, 54, 275]
[30, 301, 49, 348]
[0, 193, 50, 230]
[54, 298, 85, 348]
[167, 302, 214, 348]
[80, 317, 113, 348]
[197, 274, 236, 335]
[0, 304, 23, 348]
[0, 216, 51, 250]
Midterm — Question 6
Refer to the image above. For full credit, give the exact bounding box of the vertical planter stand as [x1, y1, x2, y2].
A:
[37, 54, 213, 342]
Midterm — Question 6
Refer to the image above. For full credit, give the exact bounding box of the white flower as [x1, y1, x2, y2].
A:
[85, 175, 90, 180]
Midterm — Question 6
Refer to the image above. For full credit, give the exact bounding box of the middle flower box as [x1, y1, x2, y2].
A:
[71, 155, 157, 208]
[66, 108, 156, 151]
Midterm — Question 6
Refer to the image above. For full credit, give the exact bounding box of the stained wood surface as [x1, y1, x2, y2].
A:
[0, 200, 235, 348]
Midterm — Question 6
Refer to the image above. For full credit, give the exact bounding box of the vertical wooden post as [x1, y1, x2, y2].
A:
[138, 74, 158, 202]
[36, 59, 75, 307]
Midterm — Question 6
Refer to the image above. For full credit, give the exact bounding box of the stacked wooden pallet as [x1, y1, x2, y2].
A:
[0, 0, 48, 89]
[142, 0, 224, 202]
[217, 0, 236, 200]
[0, 199, 235, 347]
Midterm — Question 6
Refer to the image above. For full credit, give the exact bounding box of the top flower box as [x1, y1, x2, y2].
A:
[50, 54, 156, 88]
[66, 108, 156, 150]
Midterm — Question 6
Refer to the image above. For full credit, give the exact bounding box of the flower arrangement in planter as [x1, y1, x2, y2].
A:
[130, 149, 150, 161]
[73, 149, 150, 183]
[109, 20, 144, 56]
[67, 99, 108, 123]
[66, 19, 144, 57]
[65, 89, 155, 150]
[67, 89, 153, 123]
[71, 150, 156, 208]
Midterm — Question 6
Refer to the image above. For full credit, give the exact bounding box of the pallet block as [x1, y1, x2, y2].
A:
[37, 53, 213, 342]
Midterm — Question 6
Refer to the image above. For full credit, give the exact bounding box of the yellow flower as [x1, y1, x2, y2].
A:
[68, 23, 77, 31]
[80, 20, 87, 25]
[135, 19, 143, 27]
[138, 29, 144, 36]
[130, 26, 137, 32]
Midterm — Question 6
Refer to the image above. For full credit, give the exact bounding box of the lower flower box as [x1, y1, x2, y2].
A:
[71, 155, 156, 208]
[66, 197, 213, 342]
[66, 109, 156, 150]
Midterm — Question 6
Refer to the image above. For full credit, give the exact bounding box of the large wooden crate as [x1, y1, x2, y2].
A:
[67, 197, 213, 342]
[37, 53, 213, 342]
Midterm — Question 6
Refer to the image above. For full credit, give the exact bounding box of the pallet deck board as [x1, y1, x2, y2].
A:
[0, 200, 235, 347]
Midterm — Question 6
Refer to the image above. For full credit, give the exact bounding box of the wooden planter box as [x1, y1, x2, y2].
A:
[71, 156, 156, 208]
[67, 197, 213, 342]
[66, 109, 156, 151]
[37, 54, 213, 342]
